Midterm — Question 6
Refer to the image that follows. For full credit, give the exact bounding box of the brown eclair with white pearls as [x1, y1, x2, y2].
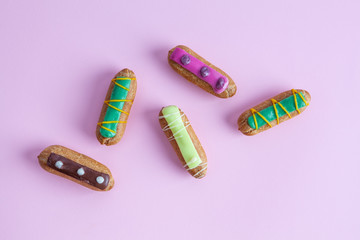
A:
[38, 145, 114, 191]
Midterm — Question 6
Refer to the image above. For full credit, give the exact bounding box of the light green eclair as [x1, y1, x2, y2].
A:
[159, 105, 207, 179]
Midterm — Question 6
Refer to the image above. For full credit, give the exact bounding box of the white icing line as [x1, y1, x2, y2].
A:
[184, 162, 202, 168]
[185, 156, 200, 169]
[168, 122, 190, 141]
[159, 111, 182, 119]
[161, 113, 185, 131]
[161, 112, 191, 142]
[162, 122, 184, 132]
[161, 108, 202, 170]
[184, 162, 207, 171]
[193, 166, 208, 178]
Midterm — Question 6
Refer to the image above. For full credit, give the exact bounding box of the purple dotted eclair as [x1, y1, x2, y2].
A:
[168, 45, 237, 98]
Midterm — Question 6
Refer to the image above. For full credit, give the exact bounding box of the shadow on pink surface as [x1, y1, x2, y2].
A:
[151, 47, 173, 73]
[23, 144, 48, 172]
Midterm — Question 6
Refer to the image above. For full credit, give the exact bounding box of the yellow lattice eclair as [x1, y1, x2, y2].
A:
[238, 89, 311, 135]
[96, 68, 137, 145]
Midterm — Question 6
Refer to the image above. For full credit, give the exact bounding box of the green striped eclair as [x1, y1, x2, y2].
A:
[238, 89, 311, 135]
[96, 68, 137, 145]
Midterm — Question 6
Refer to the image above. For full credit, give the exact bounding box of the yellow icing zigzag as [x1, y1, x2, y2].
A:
[97, 77, 136, 134]
[251, 89, 309, 130]
[292, 89, 309, 113]
[250, 108, 272, 129]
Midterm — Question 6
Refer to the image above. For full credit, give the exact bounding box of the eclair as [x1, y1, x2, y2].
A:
[238, 89, 311, 135]
[168, 45, 236, 98]
[96, 68, 137, 145]
[38, 145, 114, 191]
[159, 105, 208, 179]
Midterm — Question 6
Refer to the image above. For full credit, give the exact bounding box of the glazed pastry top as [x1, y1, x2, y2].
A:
[160, 106, 202, 170]
[98, 77, 136, 138]
[169, 47, 229, 94]
[47, 153, 110, 190]
[248, 89, 309, 129]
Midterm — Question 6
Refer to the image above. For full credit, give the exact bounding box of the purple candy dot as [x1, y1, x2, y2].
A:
[216, 78, 225, 90]
[180, 55, 191, 65]
[200, 66, 210, 77]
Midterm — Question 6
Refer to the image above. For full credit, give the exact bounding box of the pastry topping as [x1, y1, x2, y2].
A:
[55, 161, 63, 169]
[160, 106, 203, 170]
[96, 176, 105, 184]
[200, 66, 210, 77]
[170, 47, 229, 94]
[248, 89, 309, 130]
[98, 76, 136, 138]
[180, 55, 191, 65]
[77, 168, 85, 176]
[47, 153, 110, 190]
[215, 78, 225, 90]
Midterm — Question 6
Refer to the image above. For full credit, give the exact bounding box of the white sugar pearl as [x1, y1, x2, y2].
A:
[55, 161, 63, 169]
[77, 168, 85, 176]
[96, 176, 104, 184]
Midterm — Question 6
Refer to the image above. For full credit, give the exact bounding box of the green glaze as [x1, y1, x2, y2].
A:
[100, 78, 131, 138]
[248, 92, 307, 129]
[162, 106, 202, 169]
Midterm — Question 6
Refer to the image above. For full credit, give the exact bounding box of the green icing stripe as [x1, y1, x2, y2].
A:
[248, 92, 307, 129]
[100, 78, 131, 138]
[161, 106, 202, 169]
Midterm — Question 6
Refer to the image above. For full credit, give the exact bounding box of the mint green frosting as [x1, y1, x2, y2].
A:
[100, 79, 131, 138]
[162, 106, 202, 169]
[248, 92, 307, 129]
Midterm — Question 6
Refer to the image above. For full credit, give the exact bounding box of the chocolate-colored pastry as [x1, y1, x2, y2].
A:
[38, 145, 114, 191]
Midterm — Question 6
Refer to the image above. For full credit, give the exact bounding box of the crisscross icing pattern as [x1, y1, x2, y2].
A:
[271, 99, 291, 124]
[292, 89, 309, 113]
[248, 89, 309, 130]
[98, 77, 136, 137]
[250, 108, 272, 129]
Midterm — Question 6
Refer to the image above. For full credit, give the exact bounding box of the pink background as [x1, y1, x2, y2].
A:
[1, 0, 360, 239]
